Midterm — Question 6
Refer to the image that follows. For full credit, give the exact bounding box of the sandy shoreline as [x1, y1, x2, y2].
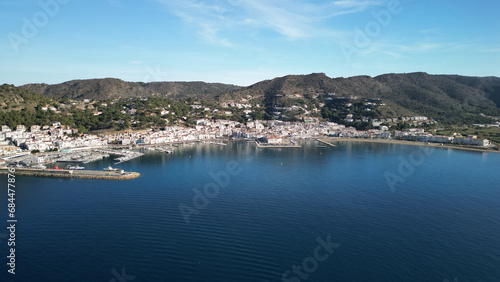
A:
[318, 138, 500, 154]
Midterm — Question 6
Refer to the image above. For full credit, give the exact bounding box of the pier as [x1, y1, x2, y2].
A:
[255, 141, 302, 148]
[143, 145, 175, 153]
[203, 141, 227, 146]
[316, 139, 337, 147]
[0, 168, 140, 180]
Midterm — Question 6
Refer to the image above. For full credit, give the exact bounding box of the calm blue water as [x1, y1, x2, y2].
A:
[1, 141, 499, 282]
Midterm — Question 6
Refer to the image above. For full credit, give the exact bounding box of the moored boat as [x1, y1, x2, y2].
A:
[103, 166, 117, 171]
[67, 165, 85, 170]
[32, 164, 47, 169]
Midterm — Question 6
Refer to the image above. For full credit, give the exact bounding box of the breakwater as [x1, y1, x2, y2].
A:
[315, 139, 337, 147]
[0, 168, 140, 180]
[255, 141, 301, 148]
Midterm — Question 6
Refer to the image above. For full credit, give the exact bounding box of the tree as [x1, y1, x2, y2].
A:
[77, 125, 88, 134]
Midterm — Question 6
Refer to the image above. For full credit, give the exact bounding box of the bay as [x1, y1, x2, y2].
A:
[1, 141, 499, 282]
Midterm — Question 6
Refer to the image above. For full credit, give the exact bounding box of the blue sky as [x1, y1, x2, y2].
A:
[1, 0, 499, 86]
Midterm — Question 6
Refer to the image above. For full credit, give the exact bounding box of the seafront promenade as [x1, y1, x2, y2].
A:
[319, 138, 500, 153]
[0, 168, 140, 180]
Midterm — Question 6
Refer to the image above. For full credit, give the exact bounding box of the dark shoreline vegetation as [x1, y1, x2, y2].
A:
[1, 72, 500, 143]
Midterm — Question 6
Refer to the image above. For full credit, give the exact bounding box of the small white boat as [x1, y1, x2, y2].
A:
[103, 166, 117, 171]
[32, 164, 47, 169]
[67, 165, 85, 170]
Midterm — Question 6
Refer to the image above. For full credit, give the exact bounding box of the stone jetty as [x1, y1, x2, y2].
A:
[0, 168, 140, 180]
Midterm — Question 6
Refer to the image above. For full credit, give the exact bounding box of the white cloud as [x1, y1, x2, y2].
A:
[157, 0, 384, 44]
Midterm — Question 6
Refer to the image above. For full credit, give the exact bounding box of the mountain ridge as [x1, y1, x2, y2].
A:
[235, 72, 499, 117]
[20, 78, 242, 100]
[18, 73, 500, 124]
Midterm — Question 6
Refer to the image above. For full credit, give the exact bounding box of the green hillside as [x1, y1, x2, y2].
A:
[21, 78, 241, 100]
[218, 72, 499, 124]
[15, 73, 500, 126]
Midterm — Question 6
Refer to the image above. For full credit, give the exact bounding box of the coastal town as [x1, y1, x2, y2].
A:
[0, 117, 497, 169]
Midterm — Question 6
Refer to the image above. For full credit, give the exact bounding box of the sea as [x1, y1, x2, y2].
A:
[1, 141, 499, 282]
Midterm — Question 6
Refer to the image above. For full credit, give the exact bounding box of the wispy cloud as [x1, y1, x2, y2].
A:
[157, 0, 234, 46]
[157, 0, 384, 44]
[396, 42, 445, 52]
[354, 39, 477, 59]
[234, 0, 314, 39]
[419, 28, 440, 35]
[331, 0, 385, 15]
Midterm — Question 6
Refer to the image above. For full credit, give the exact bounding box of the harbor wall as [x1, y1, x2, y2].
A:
[0, 168, 140, 180]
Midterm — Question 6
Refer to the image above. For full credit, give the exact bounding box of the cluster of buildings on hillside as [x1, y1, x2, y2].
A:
[0, 123, 107, 156]
[371, 116, 435, 127]
[106, 119, 400, 146]
[473, 121, 500, 128]
[105, 120, 347, 145]
[0, 119, 494, 158]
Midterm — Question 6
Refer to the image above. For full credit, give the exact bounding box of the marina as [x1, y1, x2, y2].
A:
[113, 151, 145, 164]
[48, 150, 110, 164]
[3, 147, 147, 171]
[144, 145, 176, 153]
[94, 148, 145, 164]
